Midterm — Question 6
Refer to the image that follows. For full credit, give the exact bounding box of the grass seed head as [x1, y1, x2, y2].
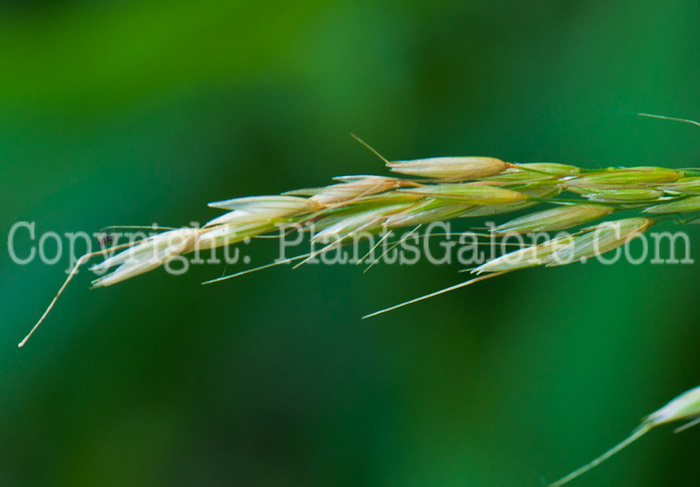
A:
[19, 141, 693, 356]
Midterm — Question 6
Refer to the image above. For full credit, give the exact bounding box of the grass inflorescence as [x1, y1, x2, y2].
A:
[23, 141, 699, 340]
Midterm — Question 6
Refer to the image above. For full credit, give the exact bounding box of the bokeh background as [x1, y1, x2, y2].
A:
[1, 1, 700, 486]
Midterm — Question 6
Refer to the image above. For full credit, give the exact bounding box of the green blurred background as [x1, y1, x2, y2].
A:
[1, 1, 699, 486]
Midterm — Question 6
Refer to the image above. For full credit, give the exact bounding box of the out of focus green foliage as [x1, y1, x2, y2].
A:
[1, 1, 699, 486]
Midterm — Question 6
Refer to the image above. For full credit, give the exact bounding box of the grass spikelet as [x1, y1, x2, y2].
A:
[644, 195, 700, 214]
[402, 183, 528, 204]
[91, 228, 200, 287]
[666, 177, 700, 195]
[387, 156, 509, 180]
[205, 195, 319, 226]
[485, 162, 580, 182]
[463, 185, 562, 216]
[549, 385, 700, 487]
[195, 221, 274, 249]
[471, 236, 575, 274]
[495, 204, 613, 234]
[312, 204, 410, 242]
[287, 176, 408, 205]
[565, 167, 682, 189]
[546, 217, 654, 266]
[574, 188, 664, 203]
[383, 199, 473, 227]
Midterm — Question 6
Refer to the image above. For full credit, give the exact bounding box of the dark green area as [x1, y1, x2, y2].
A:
[1, 1, 699, 485]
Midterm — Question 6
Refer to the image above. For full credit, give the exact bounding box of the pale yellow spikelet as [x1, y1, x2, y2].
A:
[476, 217, 654, 275]
[91, 228, 200, 287]
[295, 176, 408, 205]
[387, 156, 508, 180]
[383, 199, 473, 227]
[547, 217, 654, 266]
[205, 195, 319, 226]
[196, 221, 275, 250]
[472, 236, 575, 275]
[312, 204, 411, 242]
